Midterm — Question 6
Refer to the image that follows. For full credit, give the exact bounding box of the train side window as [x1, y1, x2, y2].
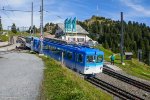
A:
[67, 52, 72, 60]
[49, 46, 51, 50]
[63, 50, 68, 58]
[43, 45, 49, 50]
[87, 56, 95, 63]
[77, 54, 83, 63]
[33, 40, 36, 47]
[97, 55, 103, 63]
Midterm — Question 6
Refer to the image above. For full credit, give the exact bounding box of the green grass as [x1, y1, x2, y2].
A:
[0, 35, 9, 41]
[0, 31, 51, 42]
[40, 56, 113, 100]
[95, 45, 150, 81]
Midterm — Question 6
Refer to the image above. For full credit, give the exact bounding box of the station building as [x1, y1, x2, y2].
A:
[55, 23, 91, 44]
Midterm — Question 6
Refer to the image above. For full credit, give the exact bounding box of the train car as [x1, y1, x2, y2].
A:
[32, 37, 40, 52]
[26, 36, 104, 75]
[42, 38, 104, 75]
[25, 36, 33, 48]
[25, 36, 40, 52]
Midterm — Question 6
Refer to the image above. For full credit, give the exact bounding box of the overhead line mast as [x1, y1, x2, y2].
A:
[31, 2, 33, 35]
[121, 12, 124, 65]
[40, 0, 44, 54]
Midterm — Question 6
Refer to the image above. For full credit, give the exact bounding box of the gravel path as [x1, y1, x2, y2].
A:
[0, 52, 44, 100]
[96, 73, 150, 100]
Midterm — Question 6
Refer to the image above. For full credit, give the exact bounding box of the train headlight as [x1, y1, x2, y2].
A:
[100, 67, 103, 70]
[86, 68, 89, 70]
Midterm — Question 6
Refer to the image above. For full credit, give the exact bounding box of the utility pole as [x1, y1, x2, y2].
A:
[31, 2, 33, 35]
[148, 51, 150, 66]
[0, 16, 3, 34]
[40, 0, 43, 54]
[120, 12, 124, 65]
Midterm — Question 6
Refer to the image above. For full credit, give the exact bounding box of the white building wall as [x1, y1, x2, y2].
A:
[61, 35, 91, 43]
[56, 27, 63, 33]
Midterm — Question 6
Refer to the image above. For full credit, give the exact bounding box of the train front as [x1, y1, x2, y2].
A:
[84, 49, 104, 75]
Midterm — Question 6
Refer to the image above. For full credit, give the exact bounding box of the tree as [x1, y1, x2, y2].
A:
[44, 23, 49, 32]
[0, 16, 2, 31]
[70, 15, 150, 64]
[103, 41, 109, 49]
[17, 28, 20, 32]
[11, 23, 17, 33]
[0, 23, 2, 31]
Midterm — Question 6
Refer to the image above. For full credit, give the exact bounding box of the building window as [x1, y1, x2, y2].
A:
[77, 38, 84, 42]
[68, 38, 75, 41]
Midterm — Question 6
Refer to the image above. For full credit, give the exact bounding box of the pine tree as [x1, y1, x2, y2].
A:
[11, 23, 17, 33]
[0, 16, 2, 31]
[77, 15, 150, 64]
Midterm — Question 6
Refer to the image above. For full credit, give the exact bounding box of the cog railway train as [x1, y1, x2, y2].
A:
[25, 36, 104, 75]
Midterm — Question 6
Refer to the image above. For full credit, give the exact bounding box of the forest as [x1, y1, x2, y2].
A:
[77, 16, 150, 65]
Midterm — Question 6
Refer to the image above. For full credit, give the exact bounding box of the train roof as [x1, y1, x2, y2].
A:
[30, 37, 104, 55]
[43, 39, 104, 55]
[33, 37, 40, 40]
[26, 36, 40, 40]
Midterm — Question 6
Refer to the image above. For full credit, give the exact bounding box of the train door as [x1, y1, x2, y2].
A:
[73, 52, 77, 71]
[85, 55, 96, 74]
[76, 53, 85, 73]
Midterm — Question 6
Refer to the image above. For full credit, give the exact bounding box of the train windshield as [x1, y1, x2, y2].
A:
[96, 55, 103, 63]
[26, 38, 32, 43]
[87, 56, 95, 63]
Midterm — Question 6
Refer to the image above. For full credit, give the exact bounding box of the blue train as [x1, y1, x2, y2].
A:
[25, 36, 104, 75]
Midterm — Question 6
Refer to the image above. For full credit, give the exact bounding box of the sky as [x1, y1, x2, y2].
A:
[0, 0, 150, 29]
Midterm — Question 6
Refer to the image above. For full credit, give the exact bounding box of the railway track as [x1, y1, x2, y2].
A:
[103, 66, 150, 93]
[86, 77, 143, 100]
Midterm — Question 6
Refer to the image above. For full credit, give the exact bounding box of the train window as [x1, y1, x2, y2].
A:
[26, 38, 32, 43]
[97, 55, 103, 63]
[54, 48, 61, 55]
[87, 56, 95, 63]
[63, 51, 67, 58]
[77, 54, 83, 63]
[43, 45, 49, 50]
[67, 52, 72, 60]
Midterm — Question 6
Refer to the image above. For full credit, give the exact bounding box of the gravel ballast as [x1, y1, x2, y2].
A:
[96, 73, 150, 100]
[0, 52, 44, 100]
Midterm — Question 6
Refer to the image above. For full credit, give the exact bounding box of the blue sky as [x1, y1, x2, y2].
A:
[0, 0, 150, 29]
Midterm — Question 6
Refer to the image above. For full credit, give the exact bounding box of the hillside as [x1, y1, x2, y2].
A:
[95, 45, 150, 81]
[77, 15, 150, 65]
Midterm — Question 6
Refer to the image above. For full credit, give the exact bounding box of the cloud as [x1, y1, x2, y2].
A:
[120, 0, 150, 17]
[0, 0, 76, 29]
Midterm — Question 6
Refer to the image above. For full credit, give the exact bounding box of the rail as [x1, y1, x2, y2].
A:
[86, 77, 143, 100]
[103, 66, 150, 93]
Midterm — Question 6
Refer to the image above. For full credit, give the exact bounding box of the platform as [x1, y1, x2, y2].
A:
[104, 62, 122, 71]
[0, 42, 9, 47]
[0, 43, 20, 52]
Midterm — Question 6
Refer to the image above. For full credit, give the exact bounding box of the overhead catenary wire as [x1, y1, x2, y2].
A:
[1, 7, 31, 12]
[5, 0, 16, 17]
